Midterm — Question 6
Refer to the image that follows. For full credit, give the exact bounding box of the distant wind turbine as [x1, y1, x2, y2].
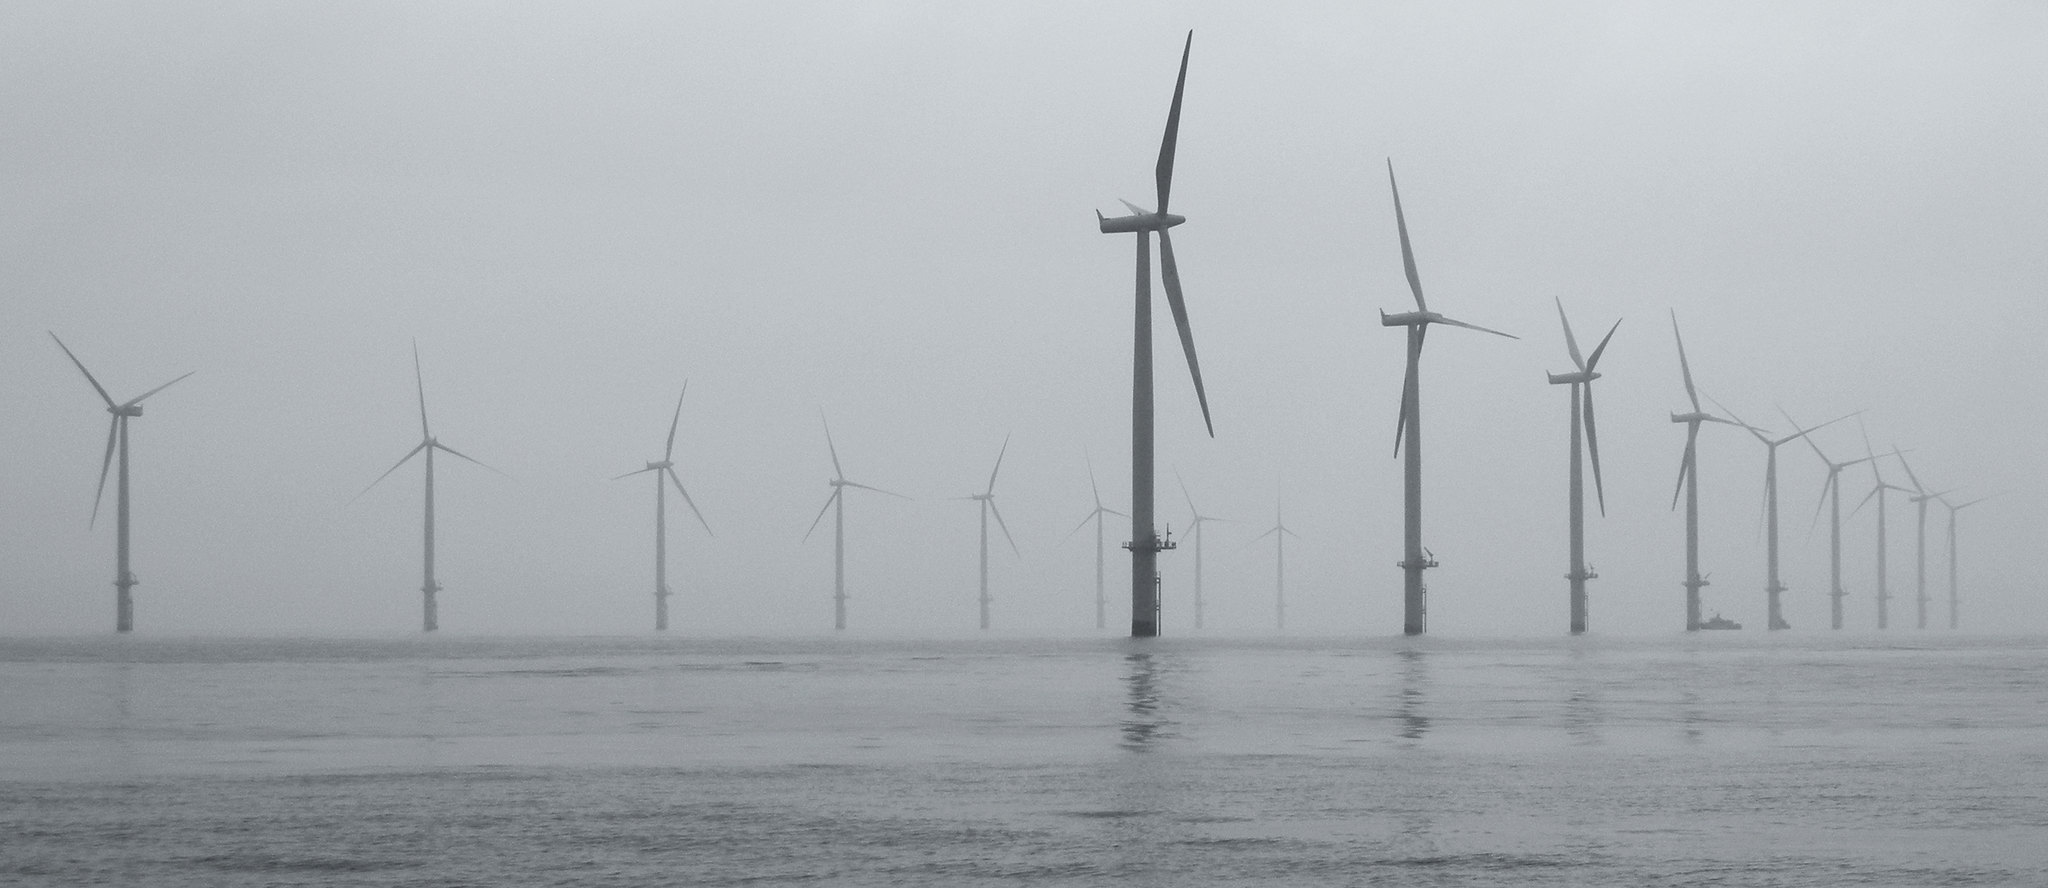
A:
[957, 436, 1019, 631]
[1891, 449, 1951, 631]
[1546, 301, 1618, 635]
[1247, 491, 1300, 631]
[612, 386, 712, 632]
[1096, 31, 1211, 638]
[1063, 454, 1127, 630]
[1667, 313, 1739, 631]
[803, 417, 907, 631]
[357, 343, 504, 633]
[1710, 399, 1853, 631]
[1379, 162, 1516, 636]
[1177, 471, 1231, 631]
[49, 333, 193, 633]
[1782, 408, 1877, 630]
[1848, 421, 1911, 630]
[1937, 493, 1994, 630]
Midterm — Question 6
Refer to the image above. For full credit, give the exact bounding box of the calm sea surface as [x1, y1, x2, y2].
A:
[2, 633, 2044, 886]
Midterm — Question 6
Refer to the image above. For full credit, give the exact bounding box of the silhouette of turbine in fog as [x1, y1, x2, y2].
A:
[357, 343, 503, 633]
[612, 386, 712, 632]
[804, 417, 906, 631]
[49, 333, 192, 633]
[1177, 470, 1231, 631]
[1064, 454, 1127, 630]
[1379, 161, 1516, 636]
[1783, 408, 1876, 630]
[1096, 31, 1211, 638]
[1667, 313, 1738, 632]
[1546, 301, 1618, 635]
[1849, 421, 1911, 630]
[1892, 449, 1951, 631]
[1710, 399, 1851, 631]
[1247, 491, 1300, 631]
[956, 436, 1019, 630]
[1937, 493, 1994, 630]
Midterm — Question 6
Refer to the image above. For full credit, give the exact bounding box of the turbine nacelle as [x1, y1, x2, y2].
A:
[1096, 206, 1185, 234]
[1379, 309, 1437, 327]
[1671, 411, 1720, 424]
[111, 404, 143, 417]
[1547, 369, 1600, 385]
[646, 460, 673, 471]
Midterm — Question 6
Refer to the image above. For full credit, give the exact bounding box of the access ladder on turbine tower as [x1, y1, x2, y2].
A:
[1123, 526, 1176, 634]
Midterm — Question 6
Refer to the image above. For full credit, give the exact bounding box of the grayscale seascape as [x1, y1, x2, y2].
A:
[5, 633, 2045, 886]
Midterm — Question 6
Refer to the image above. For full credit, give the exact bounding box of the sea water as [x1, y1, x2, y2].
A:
[2, 633, 2045, 886]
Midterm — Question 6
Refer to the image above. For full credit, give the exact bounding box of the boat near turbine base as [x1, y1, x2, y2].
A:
[1701, 613, 1742, 630]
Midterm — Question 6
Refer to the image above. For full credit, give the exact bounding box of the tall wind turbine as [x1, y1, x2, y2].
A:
[612, 386, 712, 632]
[1379, 162, 1516, 636]
[49, 333, 193, 633]
[1849, 423, 1911, 630]
[1247, 491, 1300, 631]
[1892, 449, 1951, 631]
[1937, 493, 1993, 630]
[804, 417, 906, 631]
[1096, 31, 1212, 638]
[358, 343, 503, 633]
[958, 436, 1019, 631]
[1709, 399, 1852, 631]
[1177, 471, 1230, 630]
[1546, 301, 1618, 635]
[1667, 313, 1739, 632]
[1783, 408, 1876, 630]
[1064, 455, 1127, 630]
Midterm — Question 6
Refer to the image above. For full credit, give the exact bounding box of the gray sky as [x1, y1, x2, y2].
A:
[3, 1, 2044, 636]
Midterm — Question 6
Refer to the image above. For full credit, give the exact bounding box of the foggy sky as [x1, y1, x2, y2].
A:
[3, 2, 2044, 636]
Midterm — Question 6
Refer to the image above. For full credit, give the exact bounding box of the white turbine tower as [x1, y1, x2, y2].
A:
[1891, 449, 1951, 631]
[357, 343, 504, 633]
[49, 333, 193, 633]
[958, 436, 1019, 631]
[1378, 161, 1516, 636]
[1667, 313, 1739, 631]
[804, 417, 907, 631]
[1849, 422, 1912, 630]
[1247, 491, 1301, 631]
[1782, 408, 1877, 631]
[612, 386, 712, 632]
[1063, 455, 1127, 630]
[1096, 31, 1212, 638]
[1545, 301, 1618, 635]
[1177, 471, 1231, 631]
[1936, 493, 1994, 630]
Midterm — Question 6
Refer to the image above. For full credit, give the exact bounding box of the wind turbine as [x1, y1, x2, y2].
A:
[1937, 493, 1994, 630]
[1667, 312, 1739, 632]
[1782, 408, 1877, 630]
[1247, 491, 1301, 631]
[1546, 300, 1619, 635]
[357, 343, 503, 633]
[1709, 399, 1853, 631]
[611, 386, 712, 632]
[1379, 162, 1516, 636]
[958, 436, 1019, 631]
[49, 333, 193, 633]
[1177, 471, 1230, 631]
[1063, 454, 1127, 630]
[1095, 31, 1212, 638]
[1848, 422, 1912, 630]
[803, 417, 907, 631]
[1891, 449, 1952, 631]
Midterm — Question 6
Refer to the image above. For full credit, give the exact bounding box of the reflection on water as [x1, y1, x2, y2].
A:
[1396, 645, 1429, 741]
[1563, 644, 1603, 746]
[1121, 650, 1167, 751]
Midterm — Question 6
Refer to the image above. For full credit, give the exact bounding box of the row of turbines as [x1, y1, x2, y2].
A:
[40, 32, 1997, 638]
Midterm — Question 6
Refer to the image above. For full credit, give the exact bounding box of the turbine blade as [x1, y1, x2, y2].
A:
[1671, 310, 1700, 412]
[611, 466, 658, 481]
[1585, 317, 1621, 371]
[412, 340, 430, 438]
[1777, 408, 1856, 447]
[1809, 471, 1834, 531]
[841, 480, 909, 500]
[1119, 198, 1151, 217]
[1850, 484, 1880, 519]
[1431, 314, 1517, 340]
[1584, 384, 1606, 516]
[1394, 337, 1419, 457]
[49, 332, 116, 408]
[802, 488, 839, 542]
[355, 440, 428, 502]
[433, 441, 507, 476]
[1063, 510, 1097, 543]
[986, 434, 1010, 496]
[667, 467, 713, 536]
[1177, 468, 1197, 516]
[664, 383, 687, 461]
[1157, 228, 1214, 437]
[821, 414, 844, 480]
[1086, 451, 1105, 509]
[90, 418, 117, 527]
[1672, 428, 1697, 511]
[122, 371, 195, 409]
[1555, 298, 1585, 370]
[1387, 159, 1427, 312]
[1155, 31, 1191, 216]
[988, 499, 1020, 557]
[1249, 526, 1279, 544]
[1704, 393, 1768, 442]
[1104, 508, 1130, 519]
[1893, 447, 1926, 494]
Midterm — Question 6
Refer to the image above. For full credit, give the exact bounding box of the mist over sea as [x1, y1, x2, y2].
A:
[3, 632, 2044, 886]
